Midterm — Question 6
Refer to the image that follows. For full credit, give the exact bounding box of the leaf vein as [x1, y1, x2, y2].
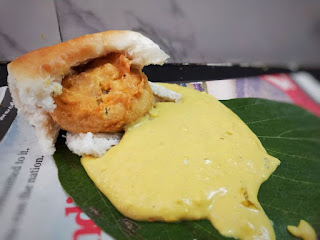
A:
[258, 136, 320, 143]
[96, 189, 131, 240]
[194, 222, 220, 238]
[265, 148, 316, 162]
[81, 195, 98, 207]
[165, 230, 172, 240]
[277, 127, 320, 137]
[261, 203, 299, 216]
[246, 116, 287, 125]
[230, 102, 266, 110]
[272, 174, 316, 185]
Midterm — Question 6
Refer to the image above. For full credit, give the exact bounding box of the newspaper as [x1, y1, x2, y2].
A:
[0, 72, 319, 240]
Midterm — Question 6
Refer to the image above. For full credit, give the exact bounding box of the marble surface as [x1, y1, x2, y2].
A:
[0, 0, 60, 61]
[55, 0, 198, 63]
[1, 0, 320, 66]
[55, 0, 320, 66]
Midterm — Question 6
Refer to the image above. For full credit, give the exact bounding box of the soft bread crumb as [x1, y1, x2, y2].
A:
[149, 82, 182, 102]
[66, 132, 123, 157]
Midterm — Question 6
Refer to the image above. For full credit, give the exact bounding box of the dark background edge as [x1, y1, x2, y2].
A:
[1, 62, 320, 87]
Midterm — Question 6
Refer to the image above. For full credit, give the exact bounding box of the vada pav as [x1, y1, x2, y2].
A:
[7, 30, 171, 155]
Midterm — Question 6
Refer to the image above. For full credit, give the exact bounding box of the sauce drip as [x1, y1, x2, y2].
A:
[287, 220, 317, 240]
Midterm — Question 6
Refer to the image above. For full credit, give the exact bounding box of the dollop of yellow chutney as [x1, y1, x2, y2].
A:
[81, 83, 280, 240]
[287, 220, 317, 240]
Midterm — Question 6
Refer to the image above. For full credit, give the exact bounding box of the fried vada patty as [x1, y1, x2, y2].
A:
[50, 53, 154, 133]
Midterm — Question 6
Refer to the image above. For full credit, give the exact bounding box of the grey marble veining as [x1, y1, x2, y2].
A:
[0, 0, 60, 61]
[55, 0, 198, 63]
[0, 31, 27, 60]
[56, 0, 320, 66]
[1, 0, 320, 65]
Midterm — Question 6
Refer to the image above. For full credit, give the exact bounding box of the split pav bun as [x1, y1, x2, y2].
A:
[7, 30, 170, 155]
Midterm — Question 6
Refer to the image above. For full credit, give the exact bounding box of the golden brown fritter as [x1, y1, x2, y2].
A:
[50, 53, 154, 133]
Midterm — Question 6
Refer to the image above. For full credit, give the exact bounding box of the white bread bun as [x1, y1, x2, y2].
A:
[149, 82, 182, 102]
[7, 30, 169, 155]
[66, 132, 123, 157]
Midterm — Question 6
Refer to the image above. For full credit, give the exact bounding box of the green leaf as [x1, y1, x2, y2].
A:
[54, 98, 320, 240]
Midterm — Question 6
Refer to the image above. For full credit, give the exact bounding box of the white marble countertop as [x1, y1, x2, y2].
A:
[0, 0, 60, 61]
[1, 0, 320, 66]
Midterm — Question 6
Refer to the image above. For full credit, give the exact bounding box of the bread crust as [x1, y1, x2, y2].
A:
[8, 30, 168, 83]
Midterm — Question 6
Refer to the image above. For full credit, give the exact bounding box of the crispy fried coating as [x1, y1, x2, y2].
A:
[50, 53, 154, 133]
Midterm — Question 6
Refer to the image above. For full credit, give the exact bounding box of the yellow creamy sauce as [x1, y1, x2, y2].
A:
[287, 220, 317, 240]
[82, 83, 280, 240]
